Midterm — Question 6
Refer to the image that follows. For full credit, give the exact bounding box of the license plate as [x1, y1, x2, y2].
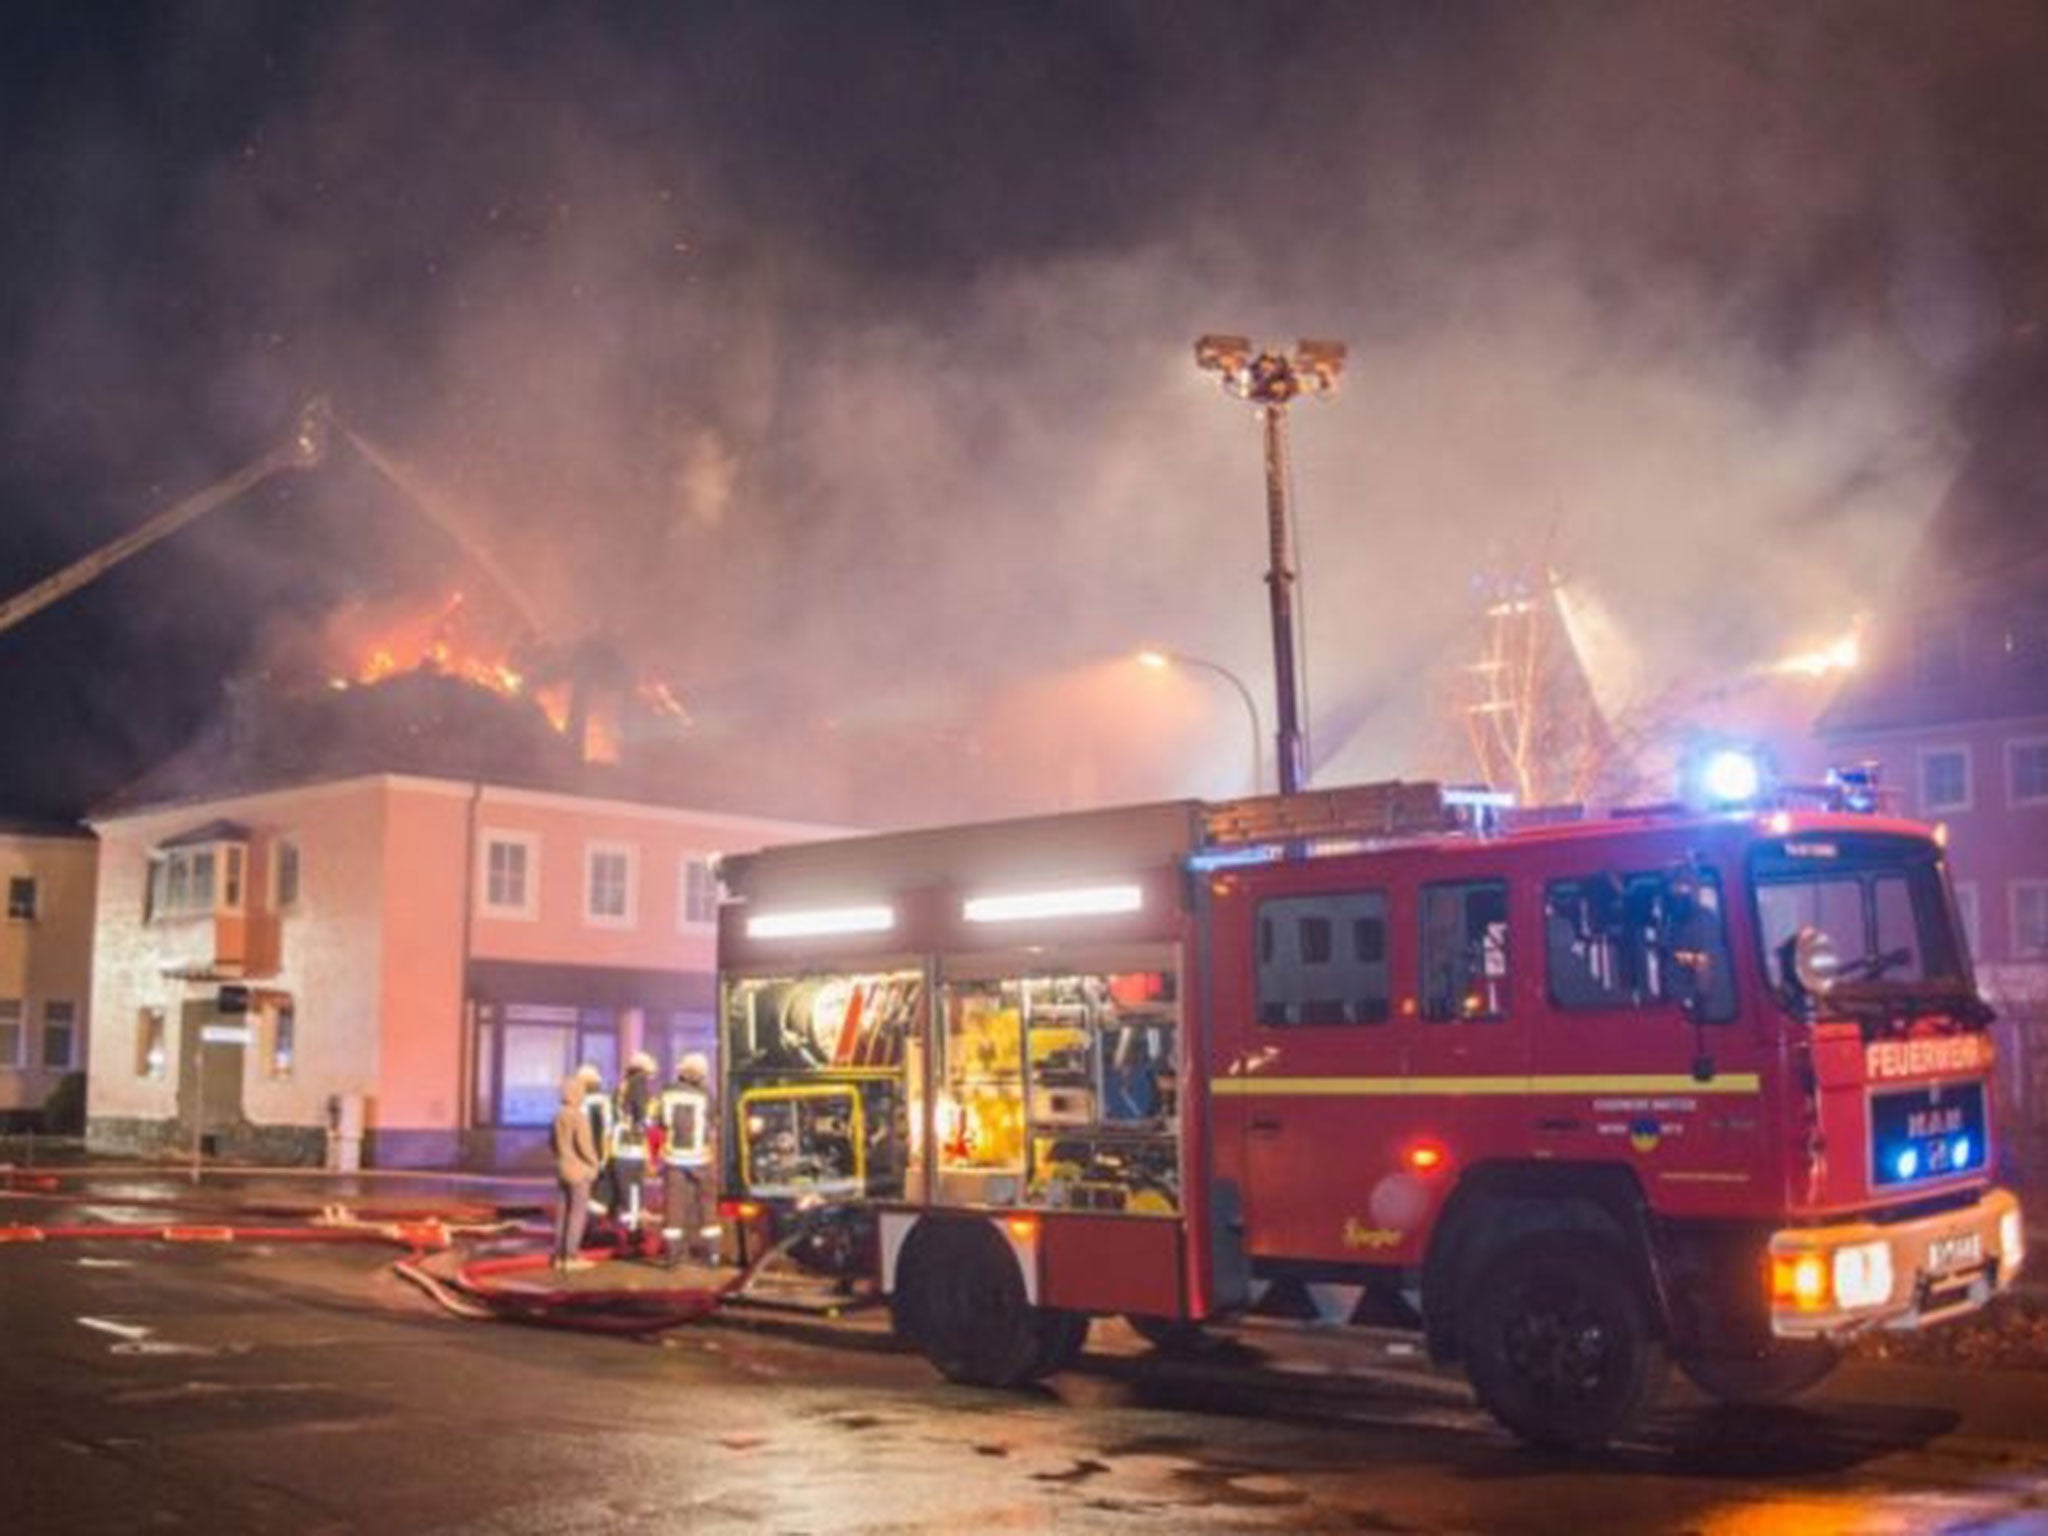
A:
[1927, 1231, 1981, 1273]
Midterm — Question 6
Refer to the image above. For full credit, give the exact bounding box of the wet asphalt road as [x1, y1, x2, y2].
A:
[4, 1174, 2048, 1534]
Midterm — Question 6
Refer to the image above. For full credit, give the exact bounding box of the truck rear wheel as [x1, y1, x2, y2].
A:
[1679, 1341, 1838, 1405]
[900, 1221, 1045, 1388]
[1460, 1234, 1664, 1450]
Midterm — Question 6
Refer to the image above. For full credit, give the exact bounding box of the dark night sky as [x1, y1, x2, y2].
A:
[2, 1, 2045, 821]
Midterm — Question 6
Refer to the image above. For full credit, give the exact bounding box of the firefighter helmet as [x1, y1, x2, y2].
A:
[676, 1051, 710, 1084]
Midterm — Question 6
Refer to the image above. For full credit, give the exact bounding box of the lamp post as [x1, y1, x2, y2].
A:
[1193, 334, 1345, 796]
[1138, 649, 1264, 795]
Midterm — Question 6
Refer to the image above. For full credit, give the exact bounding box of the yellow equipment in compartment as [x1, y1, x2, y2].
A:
[737, 1081, 867, 1199]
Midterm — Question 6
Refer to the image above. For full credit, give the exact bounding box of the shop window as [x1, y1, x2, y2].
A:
[681, 857, 718, 928]
[274, 841, 301, 910]
[1422, 880, 1510, 1021]
[584, 843, 637, 927]
[222, 846, 245, 912]
[499, 1018, 575, 1126]
[2009, 740, 2048, 807]
[0, 1000, 21, 1069]
[7, 876, 35, 921]
[41, 1001, 76, 1071]
[482, 833, 538, 919]
[2014, 881, 2048, 960]
[269, 1004, 296, 1079]
[1920, 747, 1970, 814]
[1257, 891, 1391, 1025]
[137, 1009, 167, 1079]
[1544, 870, 1735, 1021]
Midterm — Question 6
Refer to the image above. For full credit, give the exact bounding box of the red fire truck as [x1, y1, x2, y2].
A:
[714, 775, 2023, 1447]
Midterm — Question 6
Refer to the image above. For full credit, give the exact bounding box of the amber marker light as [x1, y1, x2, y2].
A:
[1772, 1252, 1829, 1310]
[1003, 1215, 1039, 1241]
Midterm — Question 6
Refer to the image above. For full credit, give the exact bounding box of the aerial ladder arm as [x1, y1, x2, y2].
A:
[0, 398, 330, 641]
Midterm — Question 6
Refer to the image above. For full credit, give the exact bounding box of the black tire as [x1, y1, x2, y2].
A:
[904, 1222, 1045, 1388]
[1127, 1314, 1220, 1356]
[1029, 1310, 1091, 1378]
[1460, 1234, 1665, 1450]
[1679, 1341, 1839, 1405]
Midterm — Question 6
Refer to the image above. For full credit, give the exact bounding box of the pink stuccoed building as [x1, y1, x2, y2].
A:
[84, 676, 847, 1168]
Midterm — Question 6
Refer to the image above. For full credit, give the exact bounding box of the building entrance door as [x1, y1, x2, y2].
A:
[177, 1000, 247, 1150]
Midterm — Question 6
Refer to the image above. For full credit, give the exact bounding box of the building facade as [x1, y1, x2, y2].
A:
[1817, 351, 2048, 1180]
[0, 820, 96, 1128]
[87, 772, 840, 1167]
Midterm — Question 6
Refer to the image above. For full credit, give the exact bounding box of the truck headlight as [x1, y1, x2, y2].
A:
[1831, 1240, 1893, 1310]
[2001, 1208, 2025, 1280]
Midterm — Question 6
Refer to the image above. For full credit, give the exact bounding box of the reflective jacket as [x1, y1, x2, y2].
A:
[659, 1084, 712, 1167]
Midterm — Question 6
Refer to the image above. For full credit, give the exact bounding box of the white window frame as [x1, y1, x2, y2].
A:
[679, 856, 719, 931]
[272, 838, 302, 911]
[583, 841, 639, 929]
[41, 1001, 76, 1071]
[0, 999, 22, 1069]
[480, 831, 540, 921]
[2012, 879, 2048, 961]
[1918, 744, 1972, 815]
[2007, 736, 2048, 809]
[1953, 881, 1981, 963]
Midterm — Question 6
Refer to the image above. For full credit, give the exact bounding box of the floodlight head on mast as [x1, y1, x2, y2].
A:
[1195, 335, 1345, 407]
[1194, 333, 1253, 376]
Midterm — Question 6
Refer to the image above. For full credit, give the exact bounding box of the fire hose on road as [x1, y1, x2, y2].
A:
[2, 1170, 863, 1339]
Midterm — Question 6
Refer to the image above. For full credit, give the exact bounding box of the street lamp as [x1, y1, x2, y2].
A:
[1138, 649, 1263, 795]
[1194, 334, 1345, 796]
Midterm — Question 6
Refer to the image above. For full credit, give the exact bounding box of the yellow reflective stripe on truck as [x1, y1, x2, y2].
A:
[1210, 1074, 1762, 1097]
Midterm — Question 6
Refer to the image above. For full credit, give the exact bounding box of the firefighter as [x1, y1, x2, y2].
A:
[660, 1052, 718, 1265]
[577, 1064, 614, 1222]
[609, 1050, 659, 1236]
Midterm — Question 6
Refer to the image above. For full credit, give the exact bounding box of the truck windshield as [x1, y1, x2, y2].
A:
[1750, 832, 1974, 1016]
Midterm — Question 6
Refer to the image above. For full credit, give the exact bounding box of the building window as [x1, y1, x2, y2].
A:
[1913, 616, 1964, 688]
[1256, 890, 1391, 1025]
[481, 833, 538, 919]
[7, 876, 35, 921]
[1919, 746, 1971, 814]
[149, 845, 228, 920]
[680, 857, 719, 928]
[584, 843, 638, 927]
[2009, 740, 2048, 808]
[1422, 880, 1511, 1021]
[137, 1009, 167, 1079]
[0, 1000, 21, 1068]
[2014, 881, 2048, 960]
[269, 1003, 295, 1079]
[1954, 882, 1981, 961]
[274, 840, 301, 909]
[222, 846, 245, 912]
[42, 1001, 76, 1071]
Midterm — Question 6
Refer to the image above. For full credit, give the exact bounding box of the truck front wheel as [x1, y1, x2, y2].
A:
[1679, 1341, 1839, 1405]
[1459, 1234, 1665, 1450]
